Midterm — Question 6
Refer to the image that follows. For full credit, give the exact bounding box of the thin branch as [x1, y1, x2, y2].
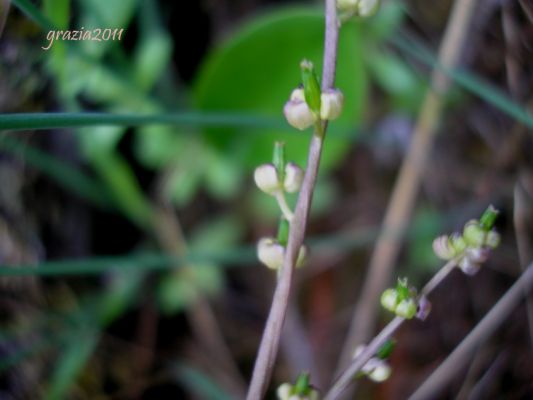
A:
[336, 0, 479, 374]
[324, 260, 457, 400]
[246, 1, 340, 398]
[409, 263, 533, 400]
[154, 200, 247, 398]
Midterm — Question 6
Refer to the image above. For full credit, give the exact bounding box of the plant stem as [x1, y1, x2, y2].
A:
[409, 262, 533, 400]
[275, 191, 295, 222]
[336, 0, 479, 375]
[245, 1, 340, 398]
[324, 259, 457, 400]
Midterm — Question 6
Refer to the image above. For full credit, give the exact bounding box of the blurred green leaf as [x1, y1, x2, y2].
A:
[89, 151, 154, 229]
[366, 1, 406, 41]
[98, 270, 145, 325]
[174, 363, 233, 400]
[157, 216, 243, 314]
[79, 0, 136, 57]
[0, 135, 111, 208]
[134, 33, 173, 90]
[367, 51, 425, 112]
[193, 7, 367, 171]
[46, 330, 99, 400]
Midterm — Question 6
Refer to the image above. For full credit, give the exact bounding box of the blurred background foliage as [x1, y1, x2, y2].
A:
[1, 0, 532, 398]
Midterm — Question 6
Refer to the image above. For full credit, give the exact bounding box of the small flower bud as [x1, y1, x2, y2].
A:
[466, 247, 490, 264]
[257, 238, 285, 270]
[380, 288, 398, 312]
[284, 99, 316, 131]
[463, 220, 485, 247]
[284, 162, 304, 193]
[395, 298, 417, 319]
[450, 233, 467, 254]
[486, 230, 500, 249]
[296, 245, 308, 268]
[290, 88, 306, 102]
[367, 360, 391, 382]
[458, 256, 481, 275]
[337, 0, 380, 17]
[432, 235, 455, 260]
[254, 164, 280, 195]
[357, 0, 380, 17]
[277, 383, 292, 400]
[320, 89, 344, 120]
[416, 296, 432, 321]
[337, 0, 358, 12]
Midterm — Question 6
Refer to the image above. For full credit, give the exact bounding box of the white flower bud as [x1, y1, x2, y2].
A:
[254, 163, 280, 195]
[466, 247, 490, 264]
[257, 238, 285, 270]
[463, 220, 485, 247]
[284, 162, 304, 193]
[459, 256, 481, 275]
[284, 99, 316, 131]
[337, 0, 358, 12]
[395, 298, 417, 319]
[380, 288, 398, 312]
[290, 87, 306, 102]
[337, 0, 380, 17]
[320, 89, 344, 120]
[432, 235, 455, 260]
[357, 0, 380, 17]
[277, 383, 292, 400]
[366, 359, 391, 382]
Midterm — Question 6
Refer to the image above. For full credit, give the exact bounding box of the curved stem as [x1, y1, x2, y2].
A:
[275, 191, 295, 222]
[245, 1, 340, 398]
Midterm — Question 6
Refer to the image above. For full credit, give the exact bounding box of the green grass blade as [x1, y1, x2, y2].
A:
[12, 0, 55, 30]
[174, 363, 234, 400]
[45, 331, 99, 400]
[390, 34, 533, 129]
[0, 135, 112, 207]
[0, 112, 288, 131]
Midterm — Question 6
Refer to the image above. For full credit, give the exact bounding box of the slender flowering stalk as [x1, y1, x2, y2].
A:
[324, 260, 457, 400]
[246, 0, 340, 398]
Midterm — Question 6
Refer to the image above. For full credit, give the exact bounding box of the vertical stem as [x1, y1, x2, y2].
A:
[246, 1, 339, 398]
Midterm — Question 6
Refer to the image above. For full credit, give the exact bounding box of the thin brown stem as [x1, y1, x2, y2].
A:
[336, 0, 479, 374]
[324, 260, 457, 400]
[245, 1, 339, 398]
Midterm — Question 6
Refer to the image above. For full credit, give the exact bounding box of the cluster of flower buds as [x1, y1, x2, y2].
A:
[257, 237, 307, 270]
[432, 206, 500, 275]
[277, 373, 320, 400]
[381, 278, 431, 320]
[283, 60, 344, 131]
[337, 0, 380, 18]
[353, 339, 395, 383]
[254, 161, 303, 195]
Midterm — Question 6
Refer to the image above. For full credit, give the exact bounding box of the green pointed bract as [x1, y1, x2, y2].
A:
[294, 372, 311, 395]
[277, 218, 290, 246]
[273, 141, 286, 180]
[396, 278, 410, 301]
[376, 338, 395, 360]
[300, 59, 321, 115]
[479, 205, 499, 231]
